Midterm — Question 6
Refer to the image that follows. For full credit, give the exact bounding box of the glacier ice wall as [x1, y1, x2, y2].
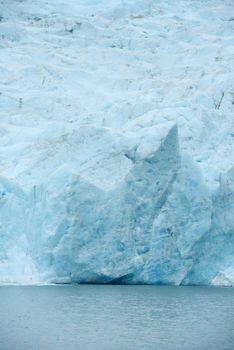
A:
[0, 0, 233, 285]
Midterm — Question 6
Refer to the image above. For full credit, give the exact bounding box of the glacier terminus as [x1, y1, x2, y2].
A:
[0, 0, 233, 286]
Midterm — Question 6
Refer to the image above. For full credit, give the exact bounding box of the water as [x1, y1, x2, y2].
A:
[0, 285, 233, 350]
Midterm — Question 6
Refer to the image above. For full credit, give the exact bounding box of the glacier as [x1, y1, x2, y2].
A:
[0, 0, 233, 285]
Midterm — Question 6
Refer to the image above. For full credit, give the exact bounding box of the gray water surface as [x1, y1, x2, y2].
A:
[0, 285, 233, 350]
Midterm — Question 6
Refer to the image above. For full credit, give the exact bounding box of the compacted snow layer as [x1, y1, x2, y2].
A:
[0, 0, 233, 285]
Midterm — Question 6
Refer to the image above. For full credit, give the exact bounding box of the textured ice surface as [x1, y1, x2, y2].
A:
[0, 0, 233, 285]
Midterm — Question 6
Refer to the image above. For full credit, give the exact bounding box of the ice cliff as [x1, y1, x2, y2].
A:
[0, 0, 233, 285]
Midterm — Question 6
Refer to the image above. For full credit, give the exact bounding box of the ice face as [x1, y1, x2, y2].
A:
[0, 125, 233, 285]
[0, 0, 233, 285]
